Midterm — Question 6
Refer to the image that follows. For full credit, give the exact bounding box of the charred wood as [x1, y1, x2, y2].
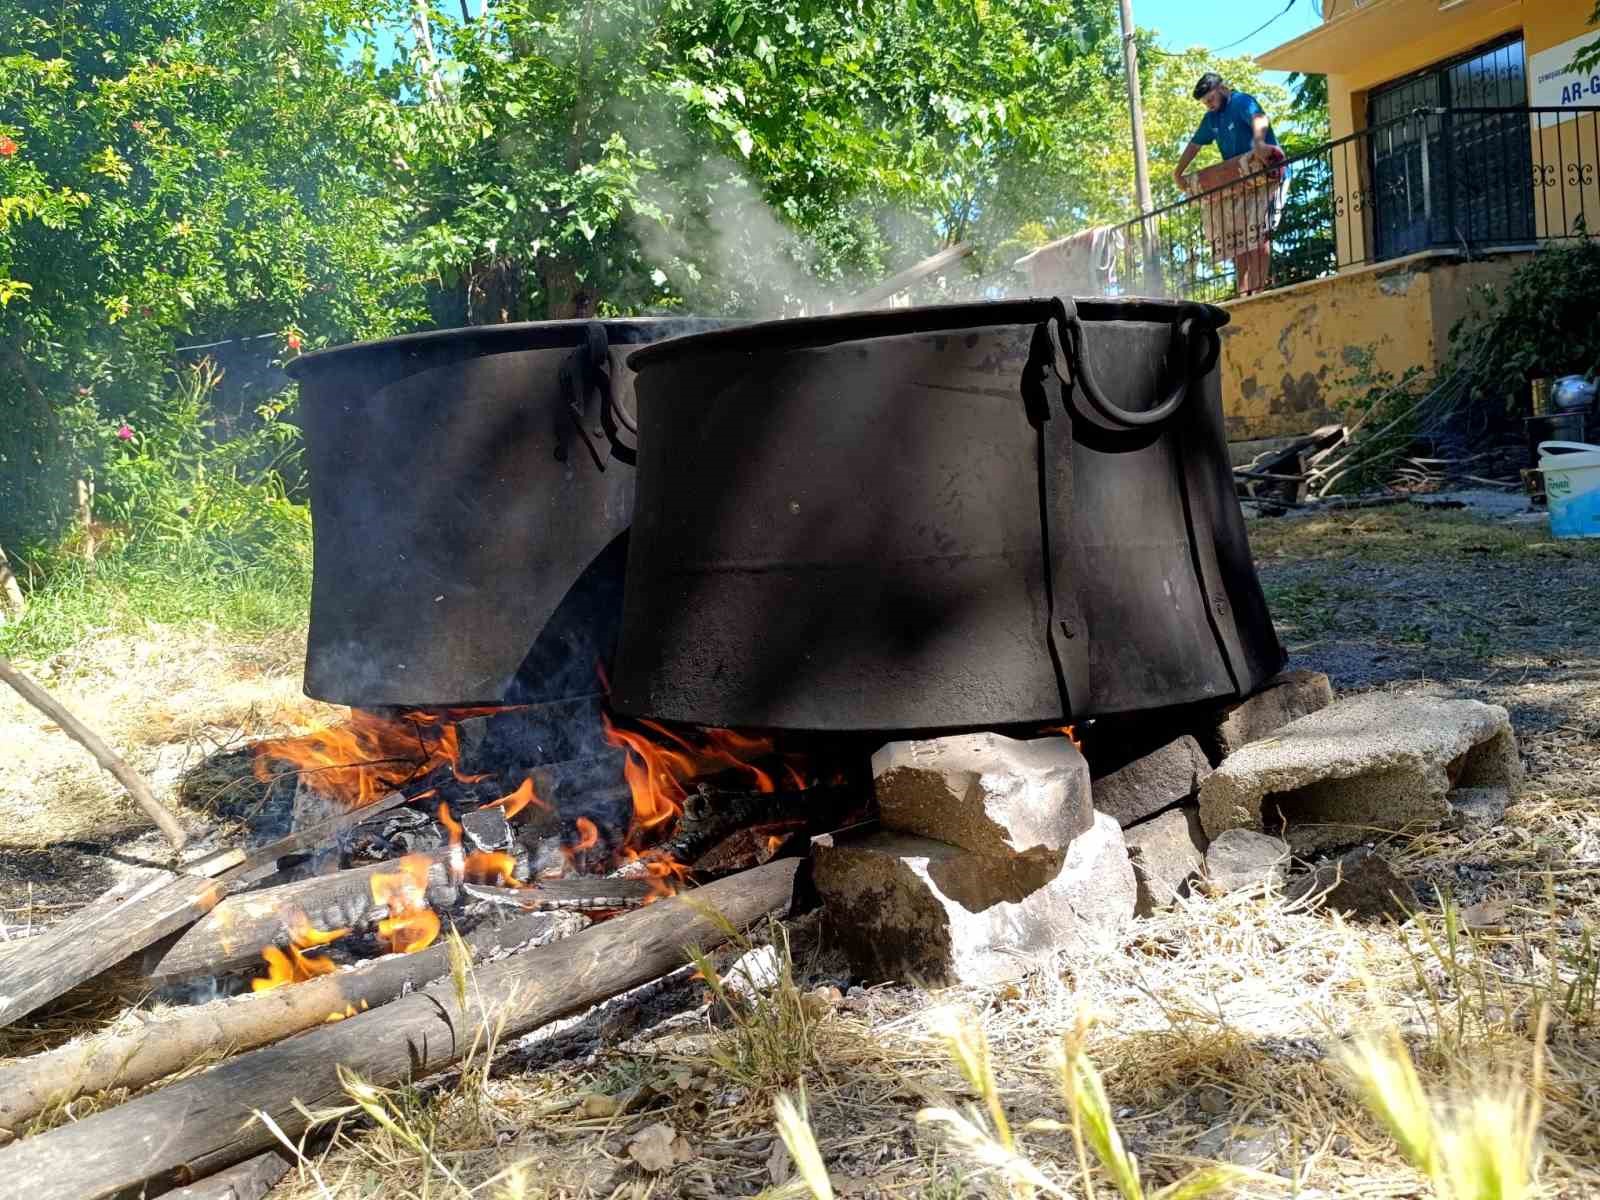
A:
[140, 854, 656, 984]
[660, 784, 860, 867]
[0, 859, 804, 1200]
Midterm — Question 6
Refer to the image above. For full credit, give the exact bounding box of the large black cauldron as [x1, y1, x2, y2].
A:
[287, 318, 730, 707]
[610, 297, 1283, 732]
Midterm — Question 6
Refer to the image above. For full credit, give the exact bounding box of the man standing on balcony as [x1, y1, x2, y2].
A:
[1174, 72, 1285, 296]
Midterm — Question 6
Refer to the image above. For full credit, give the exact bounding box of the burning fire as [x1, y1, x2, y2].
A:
[250, 707, 498, 812]
[1049, 724, 1083, 751]
[486, 776, 546, 821]
[602, 715, 785, 847]
[370, 853, 441, 954]
[253, 909, 349, 992]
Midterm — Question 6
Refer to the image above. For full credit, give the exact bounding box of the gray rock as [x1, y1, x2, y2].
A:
[1092, 736, 1212, 828]
[1204, 829, 1289, 894]
[1124, 805, 1208, 915]
[873, 733, 1092, 863]
[1285, 847, 1411, 921]
[1199, 693, 1521, 853]
[1445, 787, 1511, 834]
[1214, 670, 1334, 757]
[812, 813, 1135, 986]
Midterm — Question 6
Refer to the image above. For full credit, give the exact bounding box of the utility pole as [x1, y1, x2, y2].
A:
[1117, 0, 1154, 216]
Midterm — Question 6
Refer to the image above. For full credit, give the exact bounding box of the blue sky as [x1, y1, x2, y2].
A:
[1138, 0, 1323, 85]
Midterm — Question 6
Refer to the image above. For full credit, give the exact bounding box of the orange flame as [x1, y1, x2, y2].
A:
[602, 714, 785, 847]
[438, 801, 464, 848]
[251, 707, 494, 811]
[573, 816, 600, 851]
[326, 999, 370, 1022]
[252, 909, 349, 992]
[464, 849, 520, 886]
[486, 776, 547, 821]
[1046, 724, 1083, 751]
[370, 853, 440, 954]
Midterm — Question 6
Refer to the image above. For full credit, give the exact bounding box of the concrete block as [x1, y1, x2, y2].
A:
[1203, 829, 1289, 894]
[1124, 805, 1208, 915]
[873, 732, 1092, 862]
[1092, 735, 1212, 828]
[1214, 670, 1334, 757]
[812, 813, 1135, 986]
[1199, 693, 1521, 853]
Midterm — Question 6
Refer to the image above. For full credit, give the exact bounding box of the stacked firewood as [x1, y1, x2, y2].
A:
[0, 710, 864, 1200]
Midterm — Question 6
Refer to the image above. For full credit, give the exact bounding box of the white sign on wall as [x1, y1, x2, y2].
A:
[1530, 30, 1600, 123]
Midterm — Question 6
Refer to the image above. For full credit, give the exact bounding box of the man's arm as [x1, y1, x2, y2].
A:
[1173, 142, 1201, 190]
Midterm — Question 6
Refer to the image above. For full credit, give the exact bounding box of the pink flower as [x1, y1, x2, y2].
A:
[116, 423, 134, 441]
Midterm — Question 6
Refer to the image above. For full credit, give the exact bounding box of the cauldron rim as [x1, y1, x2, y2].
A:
[285, 315, 738, 380]
[624, 296, 1228, 371]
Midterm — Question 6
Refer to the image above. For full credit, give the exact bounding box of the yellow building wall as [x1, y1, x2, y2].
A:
[1267, 0, 1597, 265]
[1215, 252, 1529, 441]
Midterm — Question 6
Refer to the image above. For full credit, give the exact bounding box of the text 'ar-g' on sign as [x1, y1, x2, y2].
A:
[1530, 32, 1600, 121]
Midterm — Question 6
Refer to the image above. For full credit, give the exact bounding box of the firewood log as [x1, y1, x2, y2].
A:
[0, 904, 580, 1135]
[0, 858, 802, 1200]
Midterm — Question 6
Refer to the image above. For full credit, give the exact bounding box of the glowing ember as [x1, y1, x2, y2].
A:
[252, 909, 349, 992]
[486, 776, 547, 821]
[326, 999, 370, 1022]
[250, 707, 498, 812]
[370, 853, 441, 954]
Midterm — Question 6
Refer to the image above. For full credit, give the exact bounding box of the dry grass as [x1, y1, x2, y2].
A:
[0, 623, 334, 855]
[254, 732, 1600, 1199]
[1244, 507, 1600, 566]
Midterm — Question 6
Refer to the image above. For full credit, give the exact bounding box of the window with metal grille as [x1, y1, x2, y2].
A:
[1367, 35, 1535, 260]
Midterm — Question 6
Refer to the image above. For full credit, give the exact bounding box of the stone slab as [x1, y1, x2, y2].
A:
[873, 733, 1092, 861]
[1124, 805, 1208, 915]
[1199, 693, 1521, 853]
[1092, 736, 1212, 828]
[813, 814, 1135, 986]
[1203, 828, 1289, 895]
[1214, 670, 1334, 758]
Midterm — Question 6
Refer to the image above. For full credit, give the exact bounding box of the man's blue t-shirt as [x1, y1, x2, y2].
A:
[1190, 91, 1277, 160]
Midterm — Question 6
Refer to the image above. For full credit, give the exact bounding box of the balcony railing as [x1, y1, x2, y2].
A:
[1106, 105, 1600, 304]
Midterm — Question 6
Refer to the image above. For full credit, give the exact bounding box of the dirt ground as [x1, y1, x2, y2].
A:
[2, 498, 1598, 1198]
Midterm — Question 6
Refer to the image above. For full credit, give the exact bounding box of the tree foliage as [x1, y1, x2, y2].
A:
[0, 0, 425, 546]
[2, 0, 1299, 552]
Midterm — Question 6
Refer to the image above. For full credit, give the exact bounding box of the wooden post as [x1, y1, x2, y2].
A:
[0, 541, 23, 622]
[0, 655, 189, 850]
[0, 859, 802, 1200]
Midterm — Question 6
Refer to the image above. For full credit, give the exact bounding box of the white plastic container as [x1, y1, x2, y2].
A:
[1539, 441, 1600, 539]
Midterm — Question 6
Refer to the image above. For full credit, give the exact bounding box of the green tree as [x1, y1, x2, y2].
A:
[0, 0, 423, 549]
[390, 0, 1142, 318]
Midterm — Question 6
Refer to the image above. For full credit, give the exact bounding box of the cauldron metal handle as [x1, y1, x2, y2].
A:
[1051, 299, 1220, 430]
[563, 322, 638, 467]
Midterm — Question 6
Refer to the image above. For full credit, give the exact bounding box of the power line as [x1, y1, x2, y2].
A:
[1213, 0, 1297, 53]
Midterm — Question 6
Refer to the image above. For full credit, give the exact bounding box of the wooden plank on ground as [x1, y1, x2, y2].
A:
[0, 869, 223, 1029]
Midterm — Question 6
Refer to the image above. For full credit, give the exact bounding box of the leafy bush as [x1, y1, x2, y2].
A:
[0, 360, 310, 659]
[1448, 239, 1600, 413]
